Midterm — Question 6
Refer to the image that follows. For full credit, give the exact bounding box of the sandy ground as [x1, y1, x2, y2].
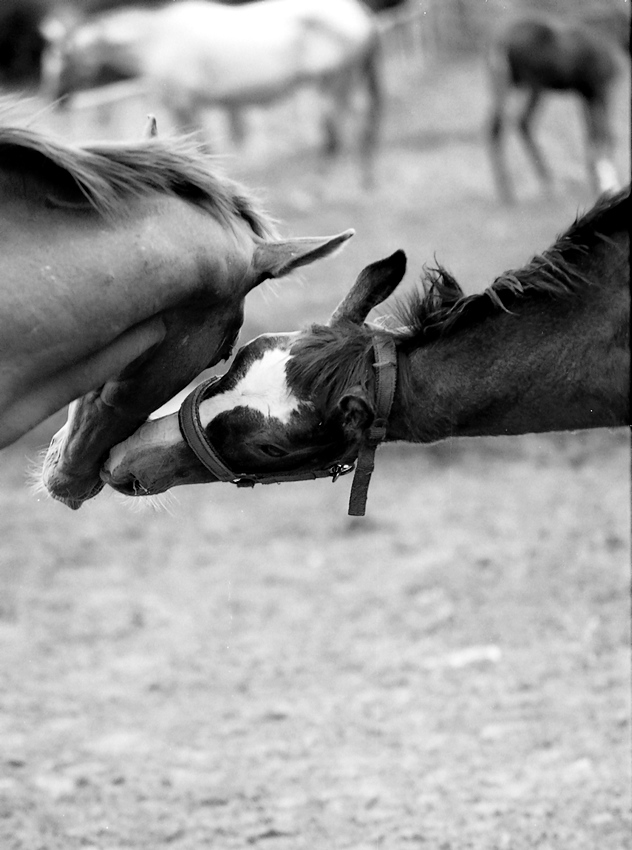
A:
[1, 44, 630, 850]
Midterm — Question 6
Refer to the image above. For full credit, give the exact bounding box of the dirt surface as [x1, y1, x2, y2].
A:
[1, 50, 630, 849]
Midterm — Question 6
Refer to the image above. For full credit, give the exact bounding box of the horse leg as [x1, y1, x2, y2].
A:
[309, 79, 348, 202]
[486, 47, 514, 203]
[517, 88, 552, 192]
[319, 73, 350, 178]
[359, 38, 383, 190]
[168, 96, 210, 149]
[319, 54, 380, 193]
[583, 96, 619, 195]
[226, 106, 247, 147]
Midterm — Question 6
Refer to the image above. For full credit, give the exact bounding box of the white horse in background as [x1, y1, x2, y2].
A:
[40, 0, 383, 185]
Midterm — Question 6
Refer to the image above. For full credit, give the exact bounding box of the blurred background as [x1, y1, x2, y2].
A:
[1, 1, 630, 847]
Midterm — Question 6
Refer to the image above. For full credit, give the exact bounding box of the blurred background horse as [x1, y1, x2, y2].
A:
[38, 0, 383, 185]
[487, 5, 629, 202]
[3, 0, 629, 202]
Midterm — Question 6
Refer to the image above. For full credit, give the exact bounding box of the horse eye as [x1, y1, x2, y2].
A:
[259, 444, 288, 458]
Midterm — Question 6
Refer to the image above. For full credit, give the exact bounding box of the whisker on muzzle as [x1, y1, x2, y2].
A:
[114, 488, 180, 515]
[26, 448, 54, 499]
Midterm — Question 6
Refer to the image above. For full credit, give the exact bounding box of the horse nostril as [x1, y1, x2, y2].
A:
[101, 466, 152, 497]
[120, 482, 139, 496]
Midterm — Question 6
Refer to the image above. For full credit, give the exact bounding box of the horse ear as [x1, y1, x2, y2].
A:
[338, 386, 375, 440]
[143, 114, 158, 138]
[250, 230, 354, 288]
[330, 250, 407, 326]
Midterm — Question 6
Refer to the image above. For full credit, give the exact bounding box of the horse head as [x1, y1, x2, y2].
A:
[43, 228, 355, 509]
[101, 250, 407, 499]
[4, 120, 358, 509]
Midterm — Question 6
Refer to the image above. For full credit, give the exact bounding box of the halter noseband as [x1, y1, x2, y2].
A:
[178, 377, 355, 489]
[178, 332, 397, 516]
[347, 333, 398, 517]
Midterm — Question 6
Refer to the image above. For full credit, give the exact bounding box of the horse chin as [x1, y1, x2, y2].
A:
[99, 445, 182, 498]
[43, 469, 105, 509]
[99, 466, 175, 499]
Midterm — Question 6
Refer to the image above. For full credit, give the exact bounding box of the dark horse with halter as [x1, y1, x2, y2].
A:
[487, 7, 629, 202]
[100, 187, 630, 514]
[0, 122, 353, 506]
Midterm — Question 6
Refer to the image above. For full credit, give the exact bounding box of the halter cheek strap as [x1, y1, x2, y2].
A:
[178, 377, 239, 483]
[347, 334, 397, 517]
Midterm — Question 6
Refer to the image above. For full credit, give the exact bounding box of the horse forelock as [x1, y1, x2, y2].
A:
[287, 322, 376, 416]
[0, 126, 278, 238]
[395, 187, 629, 345]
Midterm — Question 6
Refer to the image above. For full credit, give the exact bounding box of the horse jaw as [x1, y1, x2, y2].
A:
[41, 398, 106, 509]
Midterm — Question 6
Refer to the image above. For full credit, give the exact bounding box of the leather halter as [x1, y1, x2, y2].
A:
[178, 332, 397, 515]
[178, 377, 355, 488]
[347, 333, 398, 517]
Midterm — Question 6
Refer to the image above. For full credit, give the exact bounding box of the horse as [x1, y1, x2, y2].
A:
[100, 186, 630, 513]
[39, 0, 383, 185]
[0, 123, 354, 507]
[487, 7, 629, 203]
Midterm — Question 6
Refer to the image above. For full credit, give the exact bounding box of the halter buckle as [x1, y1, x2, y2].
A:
[234, 477, 256, 488]
[330, 462, 355, 483]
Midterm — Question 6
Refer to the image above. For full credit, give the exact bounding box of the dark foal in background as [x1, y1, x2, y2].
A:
[487, 7, 629, 202]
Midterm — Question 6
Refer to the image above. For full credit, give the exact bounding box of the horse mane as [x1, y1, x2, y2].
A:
[288, 321, 377, 415]
[394, 186, 630, 344]
[0, 125, 278, 238]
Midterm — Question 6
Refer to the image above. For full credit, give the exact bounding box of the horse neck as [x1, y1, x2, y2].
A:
[387, 255, 629, 442]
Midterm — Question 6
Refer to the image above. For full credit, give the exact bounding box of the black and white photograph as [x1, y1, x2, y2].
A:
[1, 0, 630, 847]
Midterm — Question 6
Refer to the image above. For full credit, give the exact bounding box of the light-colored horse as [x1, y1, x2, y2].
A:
[40, 0, 382, 184]
[101, 187, 630, 504]
[0, 122, 353, 506]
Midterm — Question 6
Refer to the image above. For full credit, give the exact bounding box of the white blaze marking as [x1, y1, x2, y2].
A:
[199, 348, 298, 427]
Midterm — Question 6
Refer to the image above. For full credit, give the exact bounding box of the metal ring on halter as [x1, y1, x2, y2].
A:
[346, 333, 398, 517]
